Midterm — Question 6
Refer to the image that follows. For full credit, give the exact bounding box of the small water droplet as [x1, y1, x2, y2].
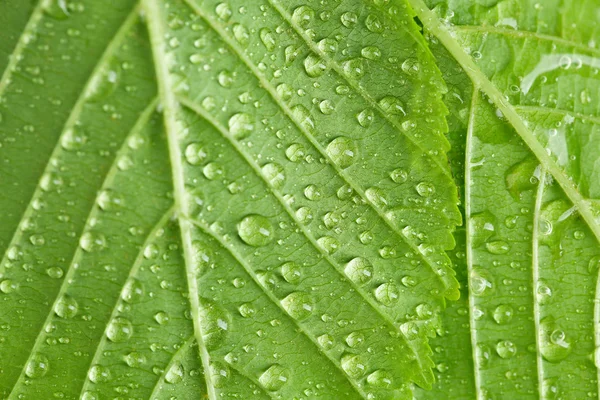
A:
[374, 283, 399, 305]
[326, 137, 357, 168]
[228, 113, 253, 139]
[25, 353, 49, 378]
[259, 364, 289, 391]
[280, 292, 314, 320]
[55, 295, 78, 318]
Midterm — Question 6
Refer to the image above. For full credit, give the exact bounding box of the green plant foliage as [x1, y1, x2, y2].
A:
[1, 0, 600, 399]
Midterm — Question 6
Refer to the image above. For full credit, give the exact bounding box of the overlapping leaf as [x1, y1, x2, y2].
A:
[409, 0, 600, 397]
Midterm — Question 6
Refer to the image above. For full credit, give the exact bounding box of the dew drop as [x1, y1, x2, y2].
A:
[54, 295, 78, 319]
[46, 266, 64, 279]
[340, 12, 358, 27]
[285, 143, 306, 162]
[228, 113, 254, 139]
[496, 340, 517, 359]
[80, 231, 106, 252]
[345, 331, 365, 348]
[88, 365, 111, 383]
[281, 261, 302, 284]
[165, 362, 184, 384]
[238, 215, 274, 247]
[344, 257, 373, 285]
[357, 109, 374, 127]
[61, 128, 87, 151]
[304, 54, 327, 77]
[122, 278, 144, 303]
[184, 142, 208, 165]
[367, 370, 392, 388]
[262, 163, 285, 189]
[493, 304, 514, 325]
[259, 364, 289, 391]
[374, 283, 399, 305]
[106, 317, 133, 342]
[326, 137, 357, 168]
[25, 353, 49, 378]
[317, 236, 339, 254]
[259, 28, 276, 51]
[280, 292, 314, 320]
[340, 353, 366, 378]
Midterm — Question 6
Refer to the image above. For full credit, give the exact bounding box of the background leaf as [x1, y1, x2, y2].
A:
[410, 0, 600, 398]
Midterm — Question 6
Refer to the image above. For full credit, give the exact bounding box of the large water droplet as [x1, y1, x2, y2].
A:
[165, 362, 184, 384]
[304, 54, 327, 77]
[374, 283, 399, 305]
[259, 28, 276, 51]
[281, 261, 302, 284]
[262, 163, 285, 189]
[367, 369, 392, 388]
[493, 304, 514, 325]
[122, 278, 144, 303]
[259, 364, 289, 391]
[326, 137, 357, 168]
[106, 317, 133, 342]
[280, 292, 314, 320]
[496, 340, 517, 359]
[25, 353, 49, 378]
[228, 113, 253, 139]
[344, 257, 373, 285]
[340, 353, 367, 378]
[540, 318, 571, 362]
[80, 231, 106, 252]
[291, 5, 314, 27]
[88, 365, 111, 383]
[238, 215, 274, 247]
[184, 142, 208, 165]
[55, 295, 78, 319]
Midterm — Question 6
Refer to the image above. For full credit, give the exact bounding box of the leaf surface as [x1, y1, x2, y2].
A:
[0, 0, 461, 398]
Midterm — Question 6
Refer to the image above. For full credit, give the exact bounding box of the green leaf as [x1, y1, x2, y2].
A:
[409, 0, 600, 398]
[0, 0, 461, 398]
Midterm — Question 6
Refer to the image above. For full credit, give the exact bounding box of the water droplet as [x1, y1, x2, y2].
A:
[285, 143, 306, 162]
[43, 0, 70, 19]
[61, 128, 87, 151]
[259, 364, 289, 391]
[367, 369, 392, 388]
[184, 142, 208, 165]
[198, 298, 231, 349]
[122, 278, 144, 303]
[540, 318, 571, 362]
[365, 187, 387, 207]
[401, 276, 416, 287]
[401, 58, 420, 75]
[416, 303, 434, 319]
[326, 137, 357, 168]
[317, 38, 338, 53]
[291, 104, 315, 131]
[340, 12, 358, 27]
[317, 236, 339, 254]
[342, 58, 365, 79]
[0, 279, 19, 294]
[46, 266, 64, 279]
[233, 24, 250, 46]
[415, 182, 435, 197]
[80, 231, 106, 252]
[238, 215, 274, 246]
[276, 83, 293, 101]
[215, 2, 232, 20]
[107, 317, 133, 342]
[154, 311, 170, 325]
[304, 184, 322, 200]
[496, 340, 517, 359]
[361, 46, 381, 60]
[280, 292, 314, 320]
[344, 257, 373, 285]
[88, 365, 111, 383]
[340, 353, 366, 378]
[262, 163, 285, 189]
[25, 353, 49, 378]
[319, 99, 335, 115]
[202, 162, 223, 180]
[165, 362, 184, 384]
[485, 240, 509, 254]
[304, 54, 327, 77]
[281, 262, 301, 284]
[55, 295, 78, 319]
[124, 352, 146, 368]
[291, 5, 314, 27]
[228, 113, 253, 139]
[317, 333, 334, 349]
[537, 281, 553, 304]
[259, 28, 276, 51]
[238, 302, 256, 318]
[97, 189, 123, 211]
[345, 331, 365, 348]
[217, 70, 234, 87]
[374, 283, 399, 305]
[357, 109, 374, 127]
[365, 14, 383, 32]
[493, 304, 514, 324]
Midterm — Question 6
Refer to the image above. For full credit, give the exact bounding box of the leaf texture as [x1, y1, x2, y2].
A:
[0, 0, 462, 398]
[409, 0, 600, 398]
